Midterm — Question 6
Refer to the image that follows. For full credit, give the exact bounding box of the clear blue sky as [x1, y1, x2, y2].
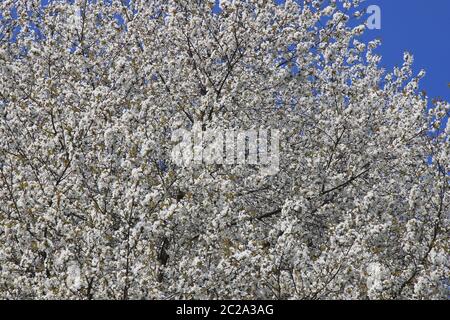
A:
[270, 0, 450, 102]
[362, 0, 450, 102]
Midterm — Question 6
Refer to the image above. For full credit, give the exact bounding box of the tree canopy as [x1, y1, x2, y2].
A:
[0, 0, 448, 299]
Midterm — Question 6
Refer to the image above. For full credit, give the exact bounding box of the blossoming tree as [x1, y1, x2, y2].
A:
[0, 0, 448, 299]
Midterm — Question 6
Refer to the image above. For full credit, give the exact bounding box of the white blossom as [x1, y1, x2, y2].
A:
[0, 0, 448, 300]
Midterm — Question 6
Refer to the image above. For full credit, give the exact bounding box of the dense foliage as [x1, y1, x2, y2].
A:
[0, 0, 448, 299]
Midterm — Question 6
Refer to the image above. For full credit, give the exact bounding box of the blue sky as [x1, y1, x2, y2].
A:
[362, 0, 450, 103]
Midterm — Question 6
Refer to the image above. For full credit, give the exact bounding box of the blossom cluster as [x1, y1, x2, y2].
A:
[0, 0, 448, 299]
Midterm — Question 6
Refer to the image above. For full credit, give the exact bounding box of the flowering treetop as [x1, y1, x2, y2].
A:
[0, 0, 448, 299]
